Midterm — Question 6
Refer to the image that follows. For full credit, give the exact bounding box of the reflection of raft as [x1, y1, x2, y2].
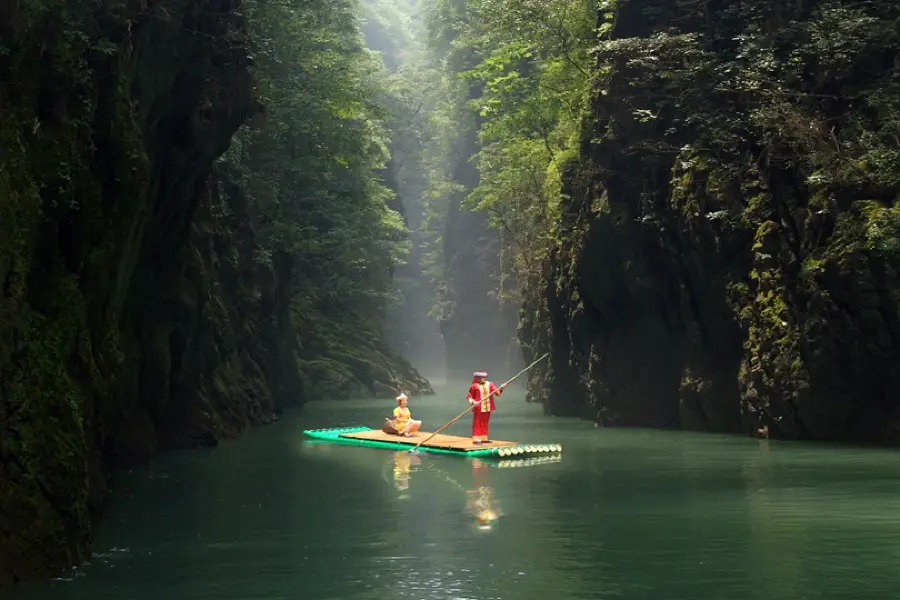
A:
[303, 426, 562, 458]
[492, 455, 563, 468]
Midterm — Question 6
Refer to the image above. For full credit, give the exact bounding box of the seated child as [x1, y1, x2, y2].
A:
[386, 393, 421, 437]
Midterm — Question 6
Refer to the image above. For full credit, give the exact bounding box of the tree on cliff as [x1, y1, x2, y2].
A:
[221, 0, 432, 398]
[418, 0, 528, 378]
[448, 0, 597, 302]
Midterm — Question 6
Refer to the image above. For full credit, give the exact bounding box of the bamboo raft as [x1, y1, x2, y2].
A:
[302, 426, 563, 458]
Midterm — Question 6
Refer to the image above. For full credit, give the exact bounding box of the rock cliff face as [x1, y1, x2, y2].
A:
[520, 0, 900, 442]
[0, 0, 429, 588]
[0, 0, 268, 586]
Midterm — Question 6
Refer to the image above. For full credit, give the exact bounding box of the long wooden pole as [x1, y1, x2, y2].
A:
[409, 353, 550, 453]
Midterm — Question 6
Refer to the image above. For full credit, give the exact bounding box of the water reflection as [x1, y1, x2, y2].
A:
[418, 457, 504, 531]
[465, 459, 502, 531]
[389, 451, 421, 499]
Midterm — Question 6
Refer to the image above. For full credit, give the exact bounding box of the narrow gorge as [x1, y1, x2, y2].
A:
[3, 0, 900, 592]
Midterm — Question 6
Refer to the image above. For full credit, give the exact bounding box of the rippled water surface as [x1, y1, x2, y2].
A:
[11, 384, 900, 599]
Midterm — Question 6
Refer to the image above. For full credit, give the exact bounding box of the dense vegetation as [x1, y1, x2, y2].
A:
[0, 0, 430, 587]
[424, 0, 595, 306]
[220, 0, 431, 398]
[358, 0, 448, 373]
[414, 0, 530, 379]
[421, 0, 900, 441]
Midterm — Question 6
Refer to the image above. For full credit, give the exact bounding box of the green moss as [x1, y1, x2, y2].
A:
[751, 221, 779, 252]
[2, 275, 92, 579]
[801, 256, 826, 282]
[0, 121, 42, 315]
[812, 199, 900, 265]
[741, 245, 809, 422]
[0, 1, 149, 582]
[725, 281, 749, 305]
[0, 34, 96, 576]
[857, 200, 900, 254]
[669, 145, 702, 216]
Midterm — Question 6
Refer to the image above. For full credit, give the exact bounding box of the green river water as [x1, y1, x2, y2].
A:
[10, 383, 900, 600]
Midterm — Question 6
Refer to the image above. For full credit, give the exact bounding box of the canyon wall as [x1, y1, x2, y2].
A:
[520, 0, 900, 442]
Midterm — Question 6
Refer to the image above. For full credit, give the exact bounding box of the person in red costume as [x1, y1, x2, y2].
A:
[466, 370, 504, 444]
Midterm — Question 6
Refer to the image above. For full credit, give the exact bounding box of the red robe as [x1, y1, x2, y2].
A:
[467, 378, 502, 441]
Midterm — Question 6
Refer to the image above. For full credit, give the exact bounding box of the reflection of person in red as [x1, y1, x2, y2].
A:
[467, 370, 504, 444]
[466, 459, 500, 530]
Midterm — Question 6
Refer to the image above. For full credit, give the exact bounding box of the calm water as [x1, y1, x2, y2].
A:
[10, 384, 900, 600]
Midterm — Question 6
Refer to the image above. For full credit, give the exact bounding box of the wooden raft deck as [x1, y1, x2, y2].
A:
[340, 429, 519, 452]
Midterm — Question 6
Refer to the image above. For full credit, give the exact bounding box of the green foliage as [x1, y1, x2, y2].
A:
[541, 0, 900, 436]
[359, 0, 420, 71]
[0, 0, 144, 580]
[590, 1, 900, 201]
[422, 0, 598, 303]
[217, 0, 423, 393]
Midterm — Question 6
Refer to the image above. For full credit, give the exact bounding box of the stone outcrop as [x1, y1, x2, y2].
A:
[0, 0, 268, 586]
